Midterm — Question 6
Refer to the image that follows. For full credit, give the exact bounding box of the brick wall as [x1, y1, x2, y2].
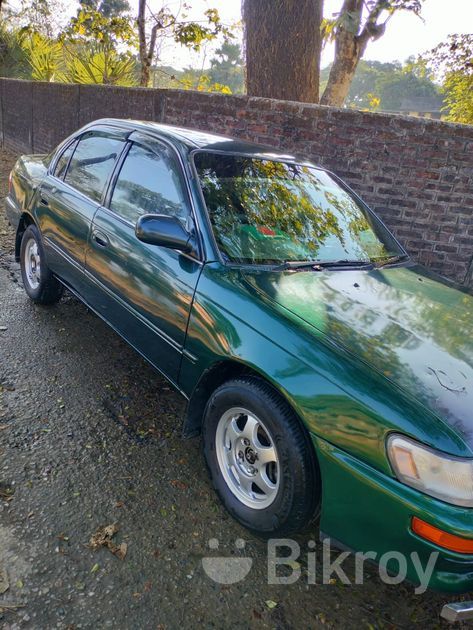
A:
[1, 78, 472, 286]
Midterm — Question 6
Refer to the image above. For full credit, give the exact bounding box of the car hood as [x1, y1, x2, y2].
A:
[244, 264, 473, 449]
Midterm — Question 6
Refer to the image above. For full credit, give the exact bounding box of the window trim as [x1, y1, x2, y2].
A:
[104, 133, 204, 262]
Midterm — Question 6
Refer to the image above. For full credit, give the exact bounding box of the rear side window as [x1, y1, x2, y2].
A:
[109, 142, 190, 225]
[65, 131, 125, 203]
[54, 141, 77, 180]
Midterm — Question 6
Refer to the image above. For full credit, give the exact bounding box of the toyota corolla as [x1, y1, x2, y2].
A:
[5, 119, 473, 616]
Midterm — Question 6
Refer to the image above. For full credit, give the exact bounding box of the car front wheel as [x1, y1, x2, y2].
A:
[203, 376, 320, 537]
[20, 224, 63, 305]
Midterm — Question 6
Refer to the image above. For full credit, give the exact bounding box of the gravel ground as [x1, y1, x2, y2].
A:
[0, 148, 468, 629]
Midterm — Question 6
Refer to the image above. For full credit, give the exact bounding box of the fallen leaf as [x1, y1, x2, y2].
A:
[113, 542, 128, 561]
[90, 563, 100, 574]
[265, 600, 278, 610]
[0, 425, 9, 431]
[0, 603, 25, 613]
[0, 567, 9, 594]
[88, 523, 119, 550]
[0, 485, 14, 502]
[115, 501, 124, 508]
[88, 523, 127, 560]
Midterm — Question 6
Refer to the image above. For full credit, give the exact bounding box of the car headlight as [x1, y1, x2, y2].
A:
[387, 434, 473, 508]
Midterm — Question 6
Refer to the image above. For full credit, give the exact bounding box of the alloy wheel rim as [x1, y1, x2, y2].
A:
[24, 238, 41, 290]
[215, 407, 280, 509]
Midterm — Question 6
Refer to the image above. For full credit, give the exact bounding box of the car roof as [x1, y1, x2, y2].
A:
[89, 118, 305, 163]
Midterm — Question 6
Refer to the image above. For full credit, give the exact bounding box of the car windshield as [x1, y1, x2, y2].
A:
[194, 152, 404, 266]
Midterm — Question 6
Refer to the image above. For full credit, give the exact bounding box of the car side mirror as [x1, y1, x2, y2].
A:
[135, 214, 195, 254]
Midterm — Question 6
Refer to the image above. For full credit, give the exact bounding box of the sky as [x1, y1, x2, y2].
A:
[20, 0, 473, 69]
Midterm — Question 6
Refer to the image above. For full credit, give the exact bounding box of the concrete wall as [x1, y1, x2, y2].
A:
[1, 78, 472, 285]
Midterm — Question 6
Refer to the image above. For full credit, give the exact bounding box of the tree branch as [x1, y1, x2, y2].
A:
[147, 22, 159, 61]
[357, 0, 388, 48]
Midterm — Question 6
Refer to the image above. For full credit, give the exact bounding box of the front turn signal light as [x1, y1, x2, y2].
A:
[411, 517, 473, 554]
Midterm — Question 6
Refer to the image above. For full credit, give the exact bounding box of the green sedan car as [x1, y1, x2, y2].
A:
[5, 119, 473, 607]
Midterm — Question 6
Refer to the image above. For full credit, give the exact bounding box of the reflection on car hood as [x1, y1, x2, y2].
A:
[245, 264, 473, 449]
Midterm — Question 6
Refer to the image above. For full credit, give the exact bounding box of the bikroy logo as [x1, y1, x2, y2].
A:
[202, 538, 439, 594]
[201, 538, 253, 584]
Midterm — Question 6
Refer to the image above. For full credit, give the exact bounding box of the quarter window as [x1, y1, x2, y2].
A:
[110, 142, 190, 225]
[65, 131, 125, 203]
[54, 140, 77, 180]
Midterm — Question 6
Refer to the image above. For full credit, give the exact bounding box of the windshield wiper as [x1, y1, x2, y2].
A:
[273, 259, 374, 271]
[374, 254, 410, 268]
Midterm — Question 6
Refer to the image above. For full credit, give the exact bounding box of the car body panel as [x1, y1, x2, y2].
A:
[5, 118, 473, 593]
[37, 174, 101, 293]
[242, 262, 473, 452]
[315, 435, 473, 593]
[84, 206, 203, 381]
[181, 263, 471, 471]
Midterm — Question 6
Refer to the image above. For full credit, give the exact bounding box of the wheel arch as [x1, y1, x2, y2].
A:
[183, 358, 312, 446]
[15, 212, 36, 261]
[190, 358, 323, 529]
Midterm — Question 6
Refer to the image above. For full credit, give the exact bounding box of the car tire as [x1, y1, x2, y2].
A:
[20, 224, 63, 305]
[202, 376, 320, 537]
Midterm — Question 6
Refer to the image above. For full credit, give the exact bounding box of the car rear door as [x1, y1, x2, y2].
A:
[37, 126, 127, 295]
[84, 132, 203, 385]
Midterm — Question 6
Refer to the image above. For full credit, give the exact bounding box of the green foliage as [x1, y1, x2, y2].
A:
[321, 59, 441, 112]
[0, 25, 29, 78]
[152, 41, 243, 94]
[376, 67, 440, 111]
[20, 30, 64, 81]
[425, 34, 473, 124]
[79, 0, 131, 18]
[0, 3, 138, 86]
[0, 0, 67, 38]
[59, 6, 137, 85]
[62, 8, 136, 51]
[442, 73, 473, 125]
[179, 71, 232, 94]
[208, 42, 244, 94]
[64, 48, 135, 85]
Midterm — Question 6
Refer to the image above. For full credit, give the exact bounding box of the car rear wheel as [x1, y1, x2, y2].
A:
[20, 224, 63, 304]
[202, 376, 320, 537]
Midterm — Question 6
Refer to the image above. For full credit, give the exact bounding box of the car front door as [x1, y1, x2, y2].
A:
[84, 133, 203, 385]
[37, 127, 127, 295]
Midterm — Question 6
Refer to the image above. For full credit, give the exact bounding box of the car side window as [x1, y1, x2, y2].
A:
[53, 140, 77, 180]
[64, 131, 125, 203]
[109, 142, 190, 225]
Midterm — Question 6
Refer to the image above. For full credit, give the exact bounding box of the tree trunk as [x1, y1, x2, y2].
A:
[137, 0, 159, 88]
[319, 31, 365, 106]
[137, 0, 148, 86]
[243, 0, 323, 103]
[320, 0, 377, 107]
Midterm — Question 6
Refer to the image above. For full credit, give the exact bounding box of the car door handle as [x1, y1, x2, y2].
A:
[39, 196, 49, 206]
[92, 230, 109, 248]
